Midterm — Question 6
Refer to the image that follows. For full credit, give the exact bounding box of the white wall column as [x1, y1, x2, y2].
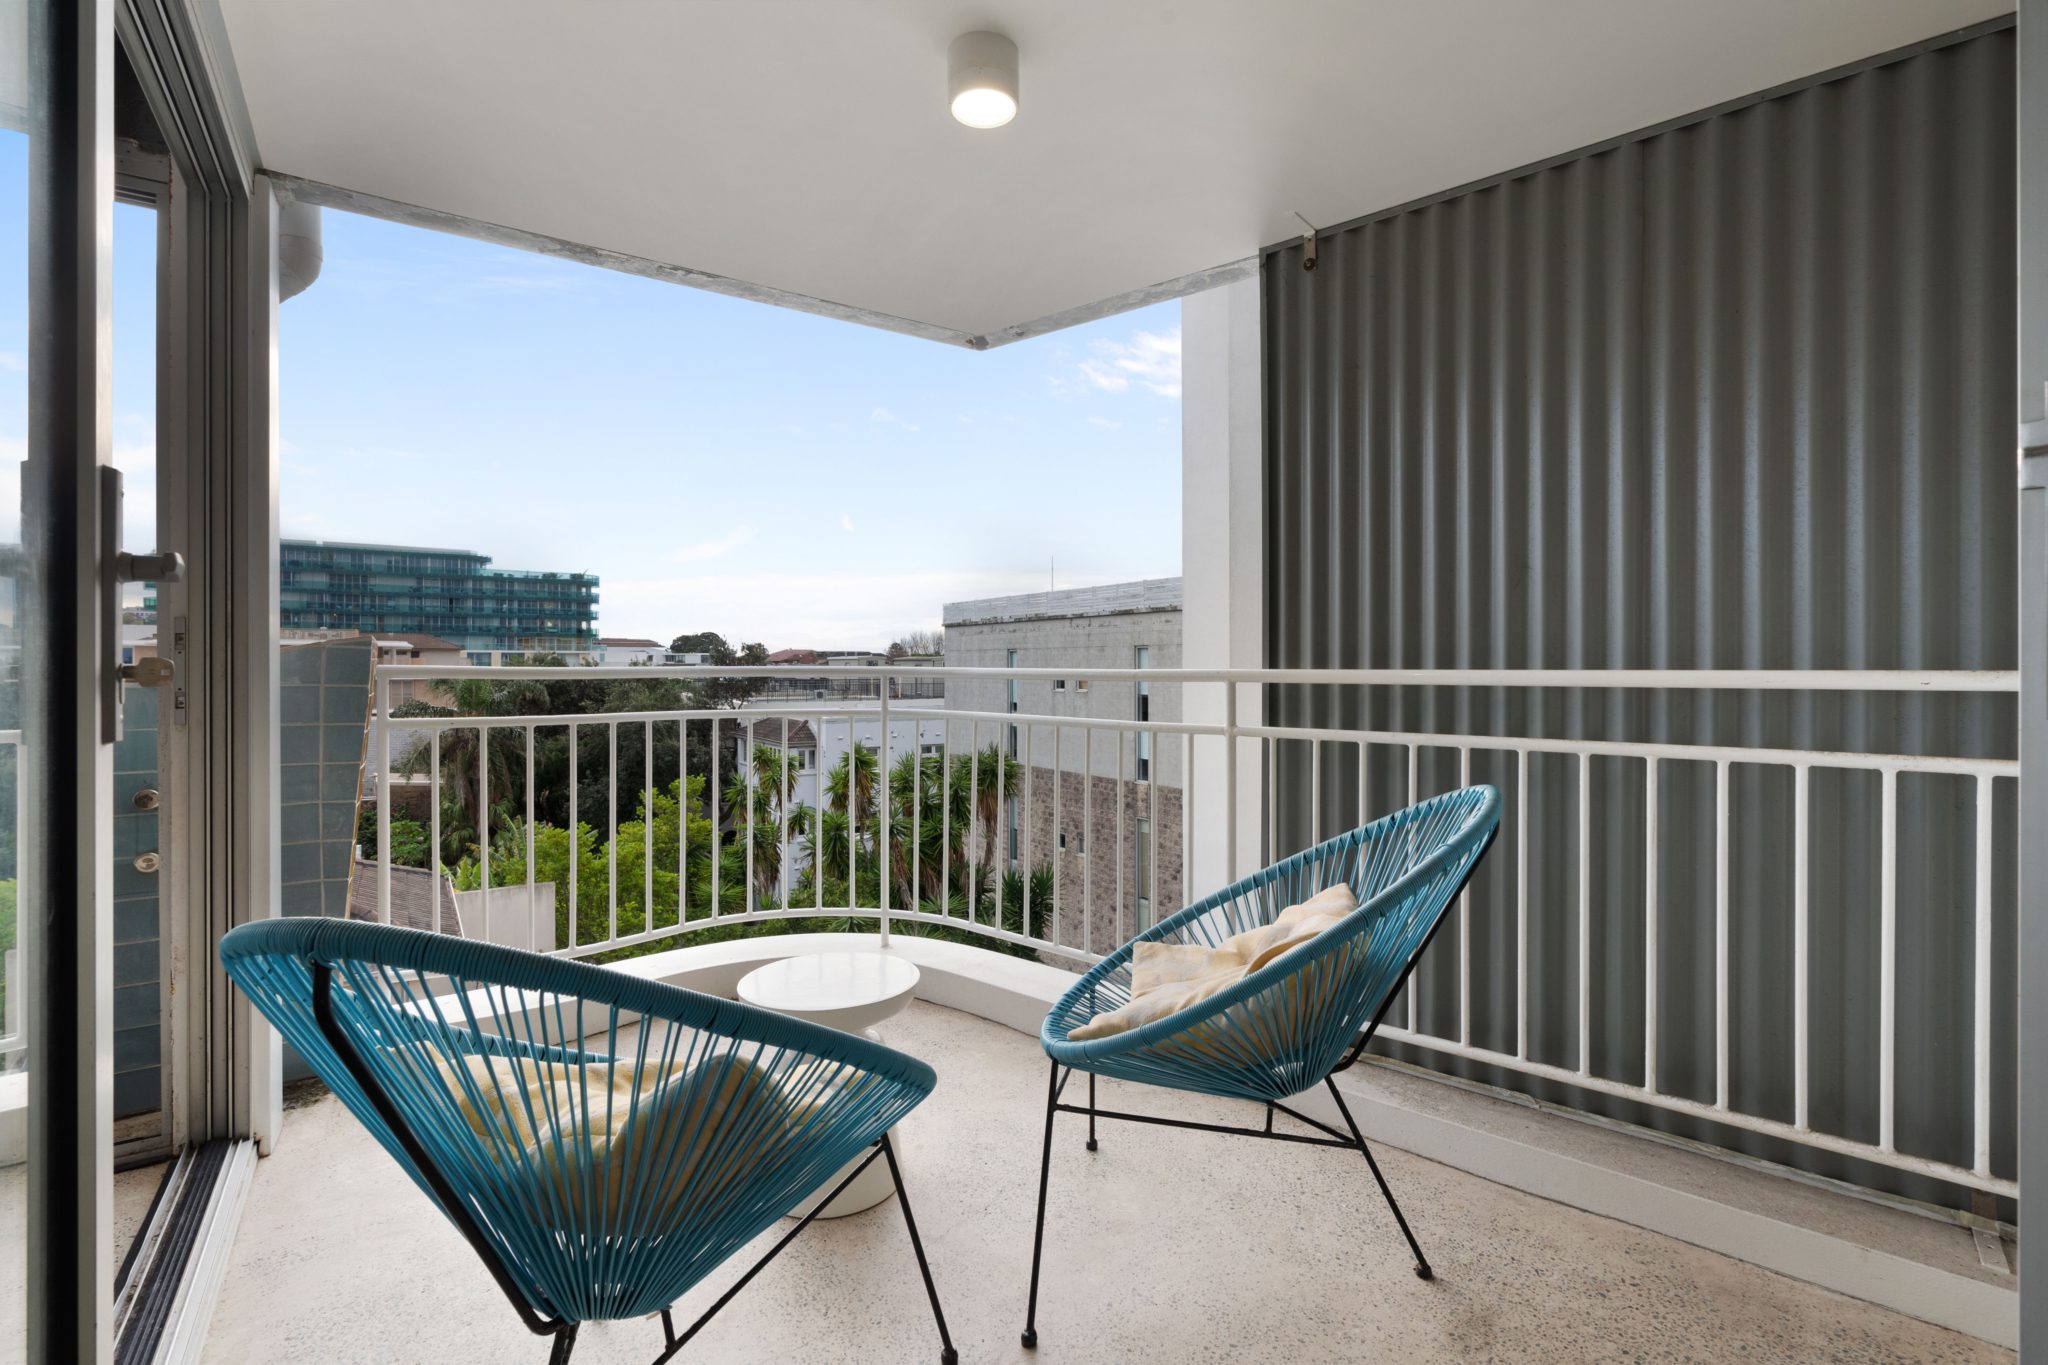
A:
[2018, 3, 2048, 1357]
[1182, 272, 1263, 897]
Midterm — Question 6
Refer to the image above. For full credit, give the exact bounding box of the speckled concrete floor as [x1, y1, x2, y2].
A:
[203, 1002, 2012, 1365]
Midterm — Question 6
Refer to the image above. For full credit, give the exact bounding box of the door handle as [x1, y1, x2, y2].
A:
[101, 466, 183, 742]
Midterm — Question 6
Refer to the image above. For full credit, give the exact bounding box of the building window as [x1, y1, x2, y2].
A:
[1053, 678, 1066, 692]
[1008, 797, 1020, 867]
[1007, 647, 1020, 760]
[1135, 816, 1153, 928]
[1134, 646, 1152, 781]
[795, 747, 815, 772]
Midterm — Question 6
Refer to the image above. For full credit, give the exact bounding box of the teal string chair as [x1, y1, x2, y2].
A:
[220, 918, 958, 1364]
[1020, 785, 1501, 1349]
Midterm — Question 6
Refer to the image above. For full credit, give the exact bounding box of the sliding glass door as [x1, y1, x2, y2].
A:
[3, 0, 117, 1359]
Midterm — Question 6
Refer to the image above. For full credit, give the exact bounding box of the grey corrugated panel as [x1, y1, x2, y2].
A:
[1261, 27, 2017, 1213]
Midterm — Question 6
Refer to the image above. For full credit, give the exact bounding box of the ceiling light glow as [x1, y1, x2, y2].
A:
[948, 31, 1018, 129]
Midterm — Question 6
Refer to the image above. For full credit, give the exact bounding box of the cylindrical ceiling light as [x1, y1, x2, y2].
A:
[948, 31, 1018, 129]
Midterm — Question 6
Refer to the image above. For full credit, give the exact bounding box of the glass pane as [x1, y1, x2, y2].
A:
[0, 4, 33, 1355]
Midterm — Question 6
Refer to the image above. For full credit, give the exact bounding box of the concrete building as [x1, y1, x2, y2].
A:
[596, 636, 666, 666]
[943, 577, 1183, 941]
[279, 539, 600, 655]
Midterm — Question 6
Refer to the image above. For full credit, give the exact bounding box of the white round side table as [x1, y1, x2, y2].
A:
[736, 950, 922, 1218]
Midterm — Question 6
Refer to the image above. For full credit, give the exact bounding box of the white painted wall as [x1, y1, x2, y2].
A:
[1182, 274, 1264, 898]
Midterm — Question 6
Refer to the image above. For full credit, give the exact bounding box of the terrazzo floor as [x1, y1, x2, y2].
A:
[203, 1001, 2013, 1364]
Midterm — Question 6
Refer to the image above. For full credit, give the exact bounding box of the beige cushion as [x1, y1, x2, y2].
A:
[1067, 883, 1358, 1042]
[432, 1049, 794, 1229]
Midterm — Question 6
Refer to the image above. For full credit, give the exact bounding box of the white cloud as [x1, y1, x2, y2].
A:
[1073, 327, 1182, 399]
[671, 523, 757, 563]
[1086, 415, 1122, 431]
[869, 407, 920, 433]
[839, 513, 856, 533]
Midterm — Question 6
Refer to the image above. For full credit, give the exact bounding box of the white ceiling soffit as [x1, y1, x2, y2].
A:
[212, 0, 2012, 348]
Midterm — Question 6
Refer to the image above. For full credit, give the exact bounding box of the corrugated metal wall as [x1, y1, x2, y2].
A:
[1262, 25, 2017, 1209]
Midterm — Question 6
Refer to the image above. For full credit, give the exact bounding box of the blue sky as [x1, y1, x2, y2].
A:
[0, 129, 1182, 650]
[279, 210, 1182, 649]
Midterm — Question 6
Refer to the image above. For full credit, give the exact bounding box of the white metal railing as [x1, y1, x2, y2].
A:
[371, 664, 2018, 1199]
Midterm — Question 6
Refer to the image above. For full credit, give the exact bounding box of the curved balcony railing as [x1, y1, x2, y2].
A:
[368, 663, 2018, 1204]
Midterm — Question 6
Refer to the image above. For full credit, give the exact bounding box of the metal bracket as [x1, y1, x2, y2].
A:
[1293, 212, 1319, 272]
[101, 465, 185, 741]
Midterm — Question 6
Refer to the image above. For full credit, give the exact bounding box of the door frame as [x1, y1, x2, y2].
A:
[22, 0, 117, 1357]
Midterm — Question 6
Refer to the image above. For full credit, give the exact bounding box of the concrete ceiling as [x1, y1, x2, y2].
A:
[211, 0, 2011, 346]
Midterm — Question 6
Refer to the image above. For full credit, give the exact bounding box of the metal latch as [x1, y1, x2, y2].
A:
[101, 465, 183, 742]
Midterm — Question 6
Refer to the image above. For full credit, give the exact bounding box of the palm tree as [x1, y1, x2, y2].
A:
[722, 744, 797, 903]
[952, 743, 1021, 871]
[394, 674, 553, 862]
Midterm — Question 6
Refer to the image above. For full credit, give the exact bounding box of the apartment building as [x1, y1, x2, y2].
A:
[279, 539, 600, 655]
[943, 577, 1182, 943]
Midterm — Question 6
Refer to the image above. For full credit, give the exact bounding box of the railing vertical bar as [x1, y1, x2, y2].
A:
[942, 724, 953, 921]
[1179, 730, 1192, 926]
[1052, 723, 1062, 948]
[427, 728, 441, 934]
[1714, 757, 1729, 1110]
[478, 724, 490, 908]
[1357, 739, 1369, 828]
[1973, 771, 1994, 1175]
[879, 682, 892, 944]
[607, 720, 618, 944]
[526, 723, 537, 942]
[912, 716, 922, 919]
[1084, 727, 1095, 955]
[1023, 721, 1034, 938]
[568, 723, 578, 949]
[847, 716, 858, 908]
[1516, 746, 1528, 1061]
[1266, 737, 1279, 867]
[780, 719, 792, 913]
[1311, 740, 1324, 846]
[1794, 762, 1810, 1131]
[1224, 682, 1239, 882]
[1643, 756, 1658, 1094]
[376, 670, 392, 924]
[1148, 724, 1160, 921]
[1116, 726, 1127, 947]
[688, 720, 696, 925]
[1459, 744, 1473, 1048]
[1577, 749, 1591, 1077]
[745, 716, 757, 916]
[1879, 766, 1897, 1152]
[969, 724, 980, 926]
[644, 720, 655, 928]
[1406, 742, 1419, 1034]
[814, 723, 824, 914]
[710, 715, 722, 920]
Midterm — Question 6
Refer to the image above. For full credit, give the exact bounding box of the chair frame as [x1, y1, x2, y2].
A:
[1018, 788, 1501, 1350]
[224, 922, 959, 1365]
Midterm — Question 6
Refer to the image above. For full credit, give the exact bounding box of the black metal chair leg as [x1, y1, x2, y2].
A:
[878, 1133, 959, 1365]
[1325, 1077, 1434, 1280]
[1085, 1072, 1098, 1152]
[547, 1323, 578, 1365]
[1021, 1058, 1060, 1349]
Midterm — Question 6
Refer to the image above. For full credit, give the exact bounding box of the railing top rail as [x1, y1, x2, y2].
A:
[372, 663, 2021, 692]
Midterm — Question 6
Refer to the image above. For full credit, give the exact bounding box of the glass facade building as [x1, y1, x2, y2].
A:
[279, 540, 599, 654]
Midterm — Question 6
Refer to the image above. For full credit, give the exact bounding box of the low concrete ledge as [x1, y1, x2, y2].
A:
[433, 932, 2020, 1349]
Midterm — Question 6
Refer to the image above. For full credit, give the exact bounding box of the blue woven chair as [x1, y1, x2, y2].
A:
[1020, 785, 1501, 1349]
[220, 918, 958, 1364]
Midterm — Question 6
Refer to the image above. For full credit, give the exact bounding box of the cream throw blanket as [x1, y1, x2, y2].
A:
[431, 1049, 815, 1228]
[1066, 883, 1358, 1042]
